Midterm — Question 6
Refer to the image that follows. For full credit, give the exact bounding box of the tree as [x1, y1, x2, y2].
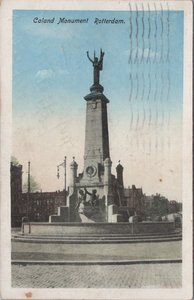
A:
[151, 194, 169, 217]
[23, 176, 41, 193]
[11, 156, 19, 166]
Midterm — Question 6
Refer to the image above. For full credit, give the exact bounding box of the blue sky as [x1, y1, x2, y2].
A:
[13, 10, 183, 116]
[12, 9, 184, 200]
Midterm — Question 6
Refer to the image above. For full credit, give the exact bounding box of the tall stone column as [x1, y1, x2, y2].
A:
[116, 162, 124, 188]
[67, 158, 78, 217]
[80, 50, 110, 185]
[104, 158, 113, 221]
[69, 158, 78, 189]
[115, 162, 124, 206]
[104, 157, 112, 187]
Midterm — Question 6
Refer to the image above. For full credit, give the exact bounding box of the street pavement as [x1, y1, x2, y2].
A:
[12, 263, 181, 288]
[12, 240, 181, 261]
[11, 239, 181, 288]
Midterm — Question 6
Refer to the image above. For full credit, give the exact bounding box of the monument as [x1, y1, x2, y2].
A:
[20, 51, 177, 236]
[50, 50, 125, 223]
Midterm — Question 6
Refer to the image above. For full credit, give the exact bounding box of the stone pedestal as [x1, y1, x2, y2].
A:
[49, 206, 69, 222]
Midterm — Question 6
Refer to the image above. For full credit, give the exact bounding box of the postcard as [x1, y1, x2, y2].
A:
[0, 0, 193, 299]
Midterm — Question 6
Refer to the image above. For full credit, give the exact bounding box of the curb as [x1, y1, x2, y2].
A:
[11, 258, 182, 266]
[11, 237, 182, 244]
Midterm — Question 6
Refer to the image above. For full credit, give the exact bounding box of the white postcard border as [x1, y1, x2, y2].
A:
[0, 0, 193, 299]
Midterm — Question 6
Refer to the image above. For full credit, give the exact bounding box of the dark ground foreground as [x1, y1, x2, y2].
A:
[12, 263, 181, 288]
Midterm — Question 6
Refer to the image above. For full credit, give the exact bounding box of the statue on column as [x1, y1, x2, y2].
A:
[87, 49, 105, 86]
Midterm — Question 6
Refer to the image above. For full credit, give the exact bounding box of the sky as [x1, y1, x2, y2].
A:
[12, 9, 183, 201]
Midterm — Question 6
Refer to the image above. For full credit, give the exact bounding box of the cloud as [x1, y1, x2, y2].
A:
[21, 19, 72, 41]
[143, 48, 159, 59]
[36, 69, 54, 80]
[36, 68, 69, 80]
[123, 47, 159, 60]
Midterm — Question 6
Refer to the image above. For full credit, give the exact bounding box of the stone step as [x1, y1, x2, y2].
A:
[13, 229, 181, 238]
[11, 258, 182, 265]
[12, 234, 182, 244]
[13, 232, 182, 240]
[12, 238, 182, 244]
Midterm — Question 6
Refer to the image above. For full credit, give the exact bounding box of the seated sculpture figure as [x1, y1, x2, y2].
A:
[75, 189, 87, 213]
[76, 187, 100, 220]
[84, 187, 99, 207]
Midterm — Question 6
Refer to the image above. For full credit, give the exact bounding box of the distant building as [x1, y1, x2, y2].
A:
[22, 191, 66, 222]
[11, 161, 67, 226]
[11, 162, 23, 227]
[143, 195, 155, 216]
[143, 195, 182, 220]
[177, 202, 182, 212]
[123, 185, 145, 218]
[168, 200, 182, 214]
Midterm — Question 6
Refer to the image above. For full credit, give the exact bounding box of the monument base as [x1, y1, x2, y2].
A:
[49, 189, 124, 223]
[22, 221, 176, 236]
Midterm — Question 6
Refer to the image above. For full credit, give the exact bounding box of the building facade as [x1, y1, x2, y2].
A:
[11, 163, 23, 227]
[123, 185, 145, 218]
[22, 191, 66, 222]
[11, 162, 66, 226]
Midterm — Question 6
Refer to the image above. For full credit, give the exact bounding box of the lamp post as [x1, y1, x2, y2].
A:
[57, 156, 67, 202]
[27, 161, 31, 217]
[28, 161, 31, 193]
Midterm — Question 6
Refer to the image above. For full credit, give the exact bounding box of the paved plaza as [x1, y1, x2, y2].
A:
[12, 240, 181, 261]
[12, 239, 181, 288]
[12, 263, 181, 288]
